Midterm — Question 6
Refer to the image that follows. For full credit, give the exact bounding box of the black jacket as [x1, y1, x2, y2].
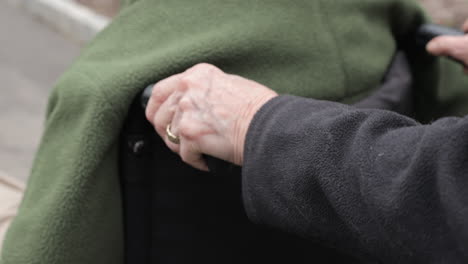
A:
[243, 94, 468, 263]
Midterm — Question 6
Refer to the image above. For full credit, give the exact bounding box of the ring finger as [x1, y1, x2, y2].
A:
[152, 91, 182, 152]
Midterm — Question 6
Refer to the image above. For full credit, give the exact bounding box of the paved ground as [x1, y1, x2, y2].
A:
[0, 1, 81, 182]
[76, 0, 119, 17]
[419, 0, 468, 27]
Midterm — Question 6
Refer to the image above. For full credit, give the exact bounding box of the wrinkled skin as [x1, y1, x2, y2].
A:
[145, 63, 277, 171]
[146, 20, 468, 171]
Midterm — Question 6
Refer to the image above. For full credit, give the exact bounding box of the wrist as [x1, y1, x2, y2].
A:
[232, 91, 278, 165]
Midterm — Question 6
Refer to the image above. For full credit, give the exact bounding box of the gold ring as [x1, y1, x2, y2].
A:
[166, 124, 180, 144]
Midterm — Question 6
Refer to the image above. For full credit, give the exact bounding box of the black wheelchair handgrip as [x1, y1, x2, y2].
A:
[140, 84, 241, 175]
[415, 24, 466, 66]
[141, 84, 154, 109]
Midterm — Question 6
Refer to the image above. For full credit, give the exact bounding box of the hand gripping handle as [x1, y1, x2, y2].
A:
[415, 23, 466, 66]
[140, 84, 240, 175]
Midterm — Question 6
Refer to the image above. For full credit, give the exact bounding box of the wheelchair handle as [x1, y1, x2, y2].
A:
[141, 84, 154, 109]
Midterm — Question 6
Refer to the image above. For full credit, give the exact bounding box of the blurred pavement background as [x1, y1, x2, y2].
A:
[420, 0, 468, 27]
[0, 0, 80, 181]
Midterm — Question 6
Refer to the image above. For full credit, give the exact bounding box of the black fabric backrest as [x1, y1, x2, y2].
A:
[119, 94, 355, 263]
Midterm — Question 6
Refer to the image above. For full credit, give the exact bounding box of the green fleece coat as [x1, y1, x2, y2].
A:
[2, 0, 468, 263]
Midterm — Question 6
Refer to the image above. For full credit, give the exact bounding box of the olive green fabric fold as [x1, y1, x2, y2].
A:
[2, 0, 468, 263]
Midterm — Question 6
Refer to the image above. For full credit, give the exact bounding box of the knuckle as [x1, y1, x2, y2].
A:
[178, 123, 191, 138]
[179, 75, 197, 90]
[181, 63, 222, 90]
[152, 90, 166, 104]
[193, 63, 215, 71]
[178, 96, 192, 111]
[190, 63, 222, 76]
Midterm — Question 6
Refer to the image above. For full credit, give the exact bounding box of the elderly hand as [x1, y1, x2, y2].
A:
[145, 63, 278, 171]
[427, 20, 468, 73]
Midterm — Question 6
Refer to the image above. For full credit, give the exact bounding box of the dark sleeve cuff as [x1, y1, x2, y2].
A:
[241, 95, 343, 224]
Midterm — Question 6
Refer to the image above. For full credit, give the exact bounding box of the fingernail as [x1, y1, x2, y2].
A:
[427, 41, 439, 51]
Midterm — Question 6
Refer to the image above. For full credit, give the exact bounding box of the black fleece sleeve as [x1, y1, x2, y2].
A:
[242, 95, 468, 263]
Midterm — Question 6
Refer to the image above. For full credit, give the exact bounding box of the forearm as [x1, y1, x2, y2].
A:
[242, 95, 468, 262]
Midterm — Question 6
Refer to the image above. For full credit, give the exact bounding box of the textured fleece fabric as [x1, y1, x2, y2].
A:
[1, 0, 468, 263]
[243, 95, 468, 263]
